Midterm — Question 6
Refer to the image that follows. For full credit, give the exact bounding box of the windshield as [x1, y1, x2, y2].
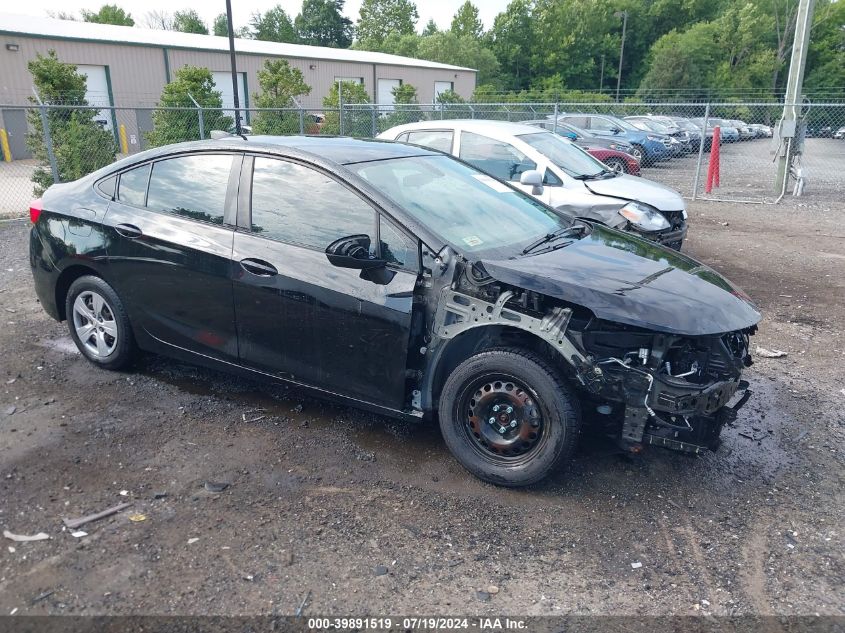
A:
[632, 118, 671, 134]
[516, 132, 609, 178]
[348, 155, 573, 259]
[611, 116, 640, 132]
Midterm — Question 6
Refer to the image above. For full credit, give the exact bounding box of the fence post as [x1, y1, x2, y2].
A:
[469, 104, 476, 120]
[188, 93, 204, 140]
[691, 102, 711, 200]
[32, 88, 60, 184]
[553, 103, 559, 135]
[371, 104, 377, 137]
[338, 81, 344, 136]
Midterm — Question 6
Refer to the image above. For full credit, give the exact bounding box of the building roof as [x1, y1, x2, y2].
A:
[0, 13, 476, 73]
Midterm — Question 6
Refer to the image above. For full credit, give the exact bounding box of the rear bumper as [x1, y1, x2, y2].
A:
[29, 226, 61, 321]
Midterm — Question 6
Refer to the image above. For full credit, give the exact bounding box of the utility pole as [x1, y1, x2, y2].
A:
[614, 11, 628, 102]
[225, 0, 243, 136]
[599, 55, 605, 93]
[774, 0, 816, 194]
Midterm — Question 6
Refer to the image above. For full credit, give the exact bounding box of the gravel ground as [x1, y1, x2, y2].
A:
[0, 201, 843, 619]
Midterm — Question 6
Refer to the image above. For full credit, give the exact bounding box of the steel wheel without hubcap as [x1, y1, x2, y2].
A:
[459, 374, 548, 465]
[72, 290, 118, 358]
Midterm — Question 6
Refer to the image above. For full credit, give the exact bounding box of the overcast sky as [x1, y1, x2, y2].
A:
[15, 0, 511, 32]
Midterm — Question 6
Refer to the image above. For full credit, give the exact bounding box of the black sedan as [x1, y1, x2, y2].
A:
[30, 137, 760, 486]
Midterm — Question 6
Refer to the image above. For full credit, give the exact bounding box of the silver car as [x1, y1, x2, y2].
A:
[378, 119, 687, 249]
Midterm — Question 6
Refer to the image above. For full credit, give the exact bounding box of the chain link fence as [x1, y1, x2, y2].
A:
[2, 100, 843, 217]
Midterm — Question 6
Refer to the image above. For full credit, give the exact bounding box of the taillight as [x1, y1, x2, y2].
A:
[29, 198, 43, 224]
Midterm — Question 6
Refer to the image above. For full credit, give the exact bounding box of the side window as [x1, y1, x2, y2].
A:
[543, 169, 562, 186]
[117, 164, 150, 207]
[458, 131, 537, 182]
[250, 157, 375, 250]
[590, 117, 618, 132]
[395, 132, 409, 142]
[379, 216, 418, 270]
[563, 116, 588, 129]
[406, 130, 454, 153]
[146, 154, 232, 225]
[97, 175, 116, 200]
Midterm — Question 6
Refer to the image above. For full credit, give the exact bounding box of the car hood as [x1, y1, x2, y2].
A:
[480, 225, 760, 336]
[582, 174, 684, 212]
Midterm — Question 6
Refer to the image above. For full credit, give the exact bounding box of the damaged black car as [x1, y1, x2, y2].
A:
[29, 137, 761, 487]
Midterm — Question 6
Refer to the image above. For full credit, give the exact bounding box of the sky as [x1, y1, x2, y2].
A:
[14, 0, 512, 32]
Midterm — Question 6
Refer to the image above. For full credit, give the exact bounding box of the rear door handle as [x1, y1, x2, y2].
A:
[240, 258, 278, 277]
[114, 223, 143, 239]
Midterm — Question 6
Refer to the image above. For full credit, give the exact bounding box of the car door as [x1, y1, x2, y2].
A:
[103, 152, 240, 361]
[231, 155, 419, 409]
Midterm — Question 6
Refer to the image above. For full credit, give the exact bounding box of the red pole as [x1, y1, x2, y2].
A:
[705, 126, 721, 193]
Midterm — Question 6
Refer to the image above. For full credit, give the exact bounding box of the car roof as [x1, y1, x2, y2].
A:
[384, 119, 546, 138]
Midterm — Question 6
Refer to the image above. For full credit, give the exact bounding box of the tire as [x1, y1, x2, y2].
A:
[65, 275, 136, 370]
[630, 144, 646, 164]
[438, 348, 581, 487]
[603, 157, 627, 174]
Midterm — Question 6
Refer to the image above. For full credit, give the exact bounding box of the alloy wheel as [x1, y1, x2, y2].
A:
[72, 290, 118, 358]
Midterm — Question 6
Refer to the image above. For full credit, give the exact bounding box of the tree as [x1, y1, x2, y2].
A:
[25, 51, 115, 196]
[213, 13, 251, 37]
[451, 1, 483, 39]
[251, 5, 298, 43]
[804, 0, 845, 93]
[421, 18, 439, 36]
[321, 81, 371, 135]
[489, 0, 534, 90]
[172, 9, 208, 34]
[144, 10, 173, 30]
[146, 66, 232, 147]
[251, 60, 312, 134]
[417, 31, 501, 87]
[356, 0, 419, 47]
[81, 5, 135, 26]
[381, 82, 423, 128]
[295, 0, 353, 47]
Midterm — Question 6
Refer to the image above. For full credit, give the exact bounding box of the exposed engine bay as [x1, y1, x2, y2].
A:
[419, 252, 756, 455]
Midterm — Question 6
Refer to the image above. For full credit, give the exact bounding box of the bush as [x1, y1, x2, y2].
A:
[26, 50, 116, 196]
[251, 59, 311, 135]
[146, 66, 232, 147]
[321, 81, 371, 136]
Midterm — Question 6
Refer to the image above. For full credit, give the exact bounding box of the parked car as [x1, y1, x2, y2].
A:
[834, 126, 845, 139]
[747, 123, 773, 138]
[707, 118, 741, 142]
[379, 120, 686, 248]
[806, 124, 833, 138]
[521, 120, 641, 175]
[726, 119, 754, 141]
[554, 113, 673, 165]
[672, 117, 718, 150]
[29, 136, 760, 487]
[624, 117, 690, 156]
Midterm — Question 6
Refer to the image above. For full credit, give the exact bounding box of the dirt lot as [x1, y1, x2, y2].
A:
[0, 201, 843, 620]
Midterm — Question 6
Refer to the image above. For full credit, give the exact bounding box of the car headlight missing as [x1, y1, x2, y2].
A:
[619, 201, 671, 232]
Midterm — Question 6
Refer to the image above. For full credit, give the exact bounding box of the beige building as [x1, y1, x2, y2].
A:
[0, 13, 476, 158]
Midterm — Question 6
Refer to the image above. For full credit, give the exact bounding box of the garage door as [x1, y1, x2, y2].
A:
[435, 81, 455, 102]
[377, 79, 401, 108]
[77, 64, 113, 132]
[211, 71, 247, 122]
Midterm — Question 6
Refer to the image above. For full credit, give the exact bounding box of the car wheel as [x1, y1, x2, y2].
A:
[630, 144, 645, 163]
[604, 157, 627, 174]
[438, 348, 581, 487]
[66, 275, 136, 370]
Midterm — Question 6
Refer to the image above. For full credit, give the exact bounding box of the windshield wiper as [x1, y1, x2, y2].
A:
[575, 168, 616, 181]
[521, 223, 588, 255]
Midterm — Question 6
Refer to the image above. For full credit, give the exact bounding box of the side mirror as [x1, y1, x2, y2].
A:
[325, 234, 385, 270]
[611, 127, 622, 135]
[519, 169, 544, 196]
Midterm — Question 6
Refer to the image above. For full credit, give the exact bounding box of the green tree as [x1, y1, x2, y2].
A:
[356, 0, 419, 47]
[421, 18, 439, 36]
[295, 0, 353, 47]
[146, 66, 233, 146]
[172, 9, 208, 34]
[489, 0, 534, 90]
[213, 13, 251, 38]
[380, 83, 423, 129]
[417, 31, 501, 87]
[322, 81, 371, 135]
[451, 1, 483, 39]
[80, 4, 135, 26]
[25, 51, 115, 195]
[804, 0, 845, 92]
[251, 5, 298, 42]
[251, 60, 312, 134]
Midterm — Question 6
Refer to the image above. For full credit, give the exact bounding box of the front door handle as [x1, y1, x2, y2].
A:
[114, 223, 143, 239]
[240, 258, 278, 277]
